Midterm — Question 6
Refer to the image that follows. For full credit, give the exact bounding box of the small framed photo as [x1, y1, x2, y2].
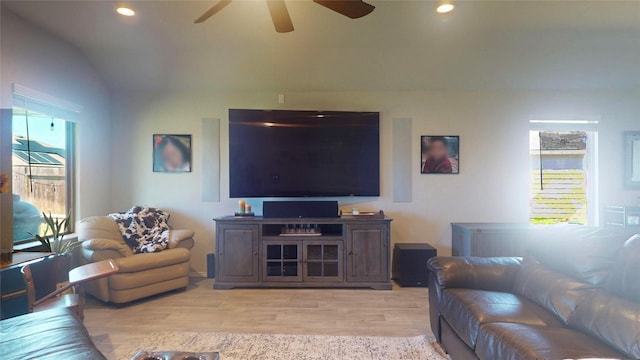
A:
[153, 134, 192, 173]
[421, 135, 459, 174]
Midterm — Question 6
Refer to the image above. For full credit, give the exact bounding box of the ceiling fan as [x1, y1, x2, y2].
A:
[194, 0, 375, 33]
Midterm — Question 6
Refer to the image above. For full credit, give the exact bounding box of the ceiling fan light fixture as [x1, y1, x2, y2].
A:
[194, 0, 375, 32]
[436, 1, 455, 14]
[116, 6, 136, 17]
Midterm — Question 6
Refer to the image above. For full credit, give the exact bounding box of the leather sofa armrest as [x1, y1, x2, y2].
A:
[427, 256, 522, 292]
[427, 256, 523, 342]
[168, 230, 195, 249]
[82, 239, 128, 257]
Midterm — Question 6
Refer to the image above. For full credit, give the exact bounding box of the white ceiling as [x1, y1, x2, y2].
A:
[3, 0, 640, 92]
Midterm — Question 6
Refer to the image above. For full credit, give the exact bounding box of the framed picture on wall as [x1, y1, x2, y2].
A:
[624, 131, 640, 190]
[153, 134, 192, 173]
[421, 135, 460, 174]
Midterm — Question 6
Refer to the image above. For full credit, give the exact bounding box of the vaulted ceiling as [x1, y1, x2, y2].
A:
[3, 0, 639, 92]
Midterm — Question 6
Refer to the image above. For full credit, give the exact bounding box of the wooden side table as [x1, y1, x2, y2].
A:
[31, 259, 119, 319]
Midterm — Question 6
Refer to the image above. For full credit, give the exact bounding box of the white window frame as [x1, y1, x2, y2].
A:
[10, 84, 81, 245]
[529, 117, 600, 226]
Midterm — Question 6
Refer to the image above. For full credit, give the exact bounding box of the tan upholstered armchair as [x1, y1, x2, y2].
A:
[77, 216, 194, 304]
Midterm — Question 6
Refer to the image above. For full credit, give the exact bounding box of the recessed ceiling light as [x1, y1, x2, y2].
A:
[116, 7, 136, 17]
[436, 2, 455, 14]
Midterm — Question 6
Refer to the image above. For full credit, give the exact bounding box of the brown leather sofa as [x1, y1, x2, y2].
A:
[0, 307, 106, 360]
[428, 228, 640, 360]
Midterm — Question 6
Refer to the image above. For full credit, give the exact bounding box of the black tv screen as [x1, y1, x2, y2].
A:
[229, 109, 380, 198]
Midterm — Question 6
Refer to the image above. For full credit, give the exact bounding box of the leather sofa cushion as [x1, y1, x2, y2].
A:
[113, 248, 190, 273]
[78, 216, 135, 257]
[566, 235, 640, 359]
[0, 307, 106, 360]
[529, 227, 630, 285]
[82, 238, 128, 257]
[476, 322, 626, 360]
[441, 288, 564, 349]
[512, 257, 597, 324]
[568, 289, 640, 359]
[109, 262, 190, 290]
[428, 257, 522, 292]
[606, 234, 640, 302]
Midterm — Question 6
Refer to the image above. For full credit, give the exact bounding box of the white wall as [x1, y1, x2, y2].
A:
[0, 9, 112, 226]
[111, 90, 640, 276]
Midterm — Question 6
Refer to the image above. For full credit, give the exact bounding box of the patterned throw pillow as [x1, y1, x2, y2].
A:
[109, 206, 170, 254]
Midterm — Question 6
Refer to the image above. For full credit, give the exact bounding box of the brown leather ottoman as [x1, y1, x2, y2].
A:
[131, 351, 219, 360]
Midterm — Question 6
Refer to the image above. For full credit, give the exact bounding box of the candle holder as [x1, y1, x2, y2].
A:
[234, 212, 255, 217]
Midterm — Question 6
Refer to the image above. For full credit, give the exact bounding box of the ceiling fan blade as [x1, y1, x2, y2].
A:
[266, 0, 294, 33]
[194, 0, 232, 24]
[313, 0, 374, 19]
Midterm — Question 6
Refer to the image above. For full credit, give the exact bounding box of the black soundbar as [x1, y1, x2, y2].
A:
[263, 201, 339, 218]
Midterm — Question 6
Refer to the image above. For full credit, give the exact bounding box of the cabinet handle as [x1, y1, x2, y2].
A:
[348, 251, 353, 256]
[253, 252, 258, 256]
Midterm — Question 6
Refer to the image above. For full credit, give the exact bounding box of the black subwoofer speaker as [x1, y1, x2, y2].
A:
[392, 243, 437, 287]
[206, 253, 215, 278]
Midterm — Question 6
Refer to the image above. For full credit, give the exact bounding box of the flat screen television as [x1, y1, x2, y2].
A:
[229, 109, 380, 198]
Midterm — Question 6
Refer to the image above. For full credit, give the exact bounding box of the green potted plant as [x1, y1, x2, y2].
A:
[35, 212, 79, 255]
[31, 212, 80, 295]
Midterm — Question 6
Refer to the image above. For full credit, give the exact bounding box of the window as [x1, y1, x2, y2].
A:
[529, 120, 599, 225]
[11, 87, 78, 244]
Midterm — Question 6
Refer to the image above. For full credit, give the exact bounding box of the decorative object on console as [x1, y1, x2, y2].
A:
[421, 135, 460, 174]
[234, 200, 254, 217]
[234, 212, 255, 217]
[624, 131, 640, 190]
[280, 224, 322, 236]
[342, 210, 386, 219]
[153, 134, 192, 173]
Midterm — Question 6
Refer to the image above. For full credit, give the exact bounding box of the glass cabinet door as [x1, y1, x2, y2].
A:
[303, 241, 343, 281]
[263, 241, 302, 282]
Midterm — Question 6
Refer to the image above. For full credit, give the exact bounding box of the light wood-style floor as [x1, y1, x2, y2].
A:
[84, 278, 431, 359]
